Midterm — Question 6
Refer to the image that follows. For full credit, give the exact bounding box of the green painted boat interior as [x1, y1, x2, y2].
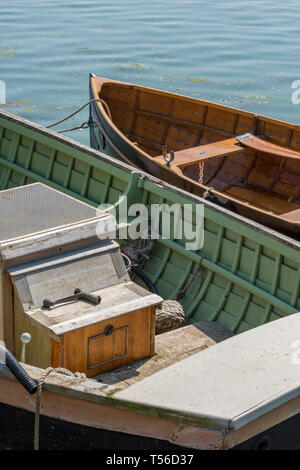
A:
[0, 110, 300, 335]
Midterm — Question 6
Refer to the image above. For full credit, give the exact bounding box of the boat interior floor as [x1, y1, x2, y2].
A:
[96, 321, 234, 389]
[223, 184, 299, 216]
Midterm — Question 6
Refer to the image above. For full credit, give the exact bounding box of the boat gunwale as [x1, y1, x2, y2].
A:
[90, 75, 300, 130]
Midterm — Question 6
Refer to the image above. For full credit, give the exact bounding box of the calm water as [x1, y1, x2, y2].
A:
[1, 0, 300, 147]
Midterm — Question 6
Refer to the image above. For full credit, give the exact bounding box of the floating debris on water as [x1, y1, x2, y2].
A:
[160, 74, 176, 82]
[55, 105, 76, 110]
[185, 77, 207, 83]
[0, 47, 17, 58]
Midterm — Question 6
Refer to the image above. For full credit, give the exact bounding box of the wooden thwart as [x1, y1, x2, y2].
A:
[154, 133, 300, 172]
[237, 133, 300, 161]
[154, 137, 243, 168]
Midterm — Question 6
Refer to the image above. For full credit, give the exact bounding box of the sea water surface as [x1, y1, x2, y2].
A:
[1, 0, 300, 147]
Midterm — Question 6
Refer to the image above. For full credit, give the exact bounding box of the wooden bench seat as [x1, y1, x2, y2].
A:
[153, 133, 300, 172]
[237, 133, 300, 160]
[153, 137, 243, 168]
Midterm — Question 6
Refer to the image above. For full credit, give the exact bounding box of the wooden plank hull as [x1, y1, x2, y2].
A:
[0, 110, 299, 449]
[89, 74, 300, 234]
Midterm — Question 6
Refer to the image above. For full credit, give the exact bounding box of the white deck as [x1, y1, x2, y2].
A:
[116, 313, 300, 430]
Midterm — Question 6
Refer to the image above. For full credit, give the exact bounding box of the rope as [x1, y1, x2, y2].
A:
[46, 98, 112, 130]
[155, 300, 185, 335]
[174, 260, 204, 300]
[34, 367, 86, 450]
[57, 121, 90, 134]
[203, 186, 214, 199]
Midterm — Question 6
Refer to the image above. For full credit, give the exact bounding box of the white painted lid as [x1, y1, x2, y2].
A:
[116, 313, 300, 430]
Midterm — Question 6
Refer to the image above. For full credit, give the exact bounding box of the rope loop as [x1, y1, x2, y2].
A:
[34, 367, 86, 450]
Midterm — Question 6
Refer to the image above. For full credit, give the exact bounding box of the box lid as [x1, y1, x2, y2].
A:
[19, 281, 162, 340]
[8, 240, 130, 311]
[0, 183, 116, 261]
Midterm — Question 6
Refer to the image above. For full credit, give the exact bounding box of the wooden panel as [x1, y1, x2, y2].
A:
[273, 180, 300, 199]
[199, 128, 226, 144]
[62, 307, 155, 377]
[290, 129, 300, 151]
[50, 338, 60, 368]
[165, 123, 199, 151]
[172, 100, 207, 124]
[13, 250, 123, 311]
[262, 122, 291, 146]
[216, 150, 254, 184]
[139, 91, 172, 115]
[13, 290, 51, 368]
[101, 84, 137, 110]
[134, 115, 166, 144]
[235, 115, 254, 135]
[247, 166, 275, 188]
[88, 326, 128, 368]
[204, 108, 237, 133]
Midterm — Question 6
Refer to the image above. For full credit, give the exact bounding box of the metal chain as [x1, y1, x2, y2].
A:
[199, 161, 204, 184]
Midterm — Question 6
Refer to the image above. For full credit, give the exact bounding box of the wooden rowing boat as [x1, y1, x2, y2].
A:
[0, 110, 299, 450]
[89, 74, 300, 235]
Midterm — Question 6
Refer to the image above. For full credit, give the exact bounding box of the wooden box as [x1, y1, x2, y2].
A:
[0, 183, 162, 376]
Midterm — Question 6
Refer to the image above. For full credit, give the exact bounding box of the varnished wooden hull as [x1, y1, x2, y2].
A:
[89, 74, 300, 235]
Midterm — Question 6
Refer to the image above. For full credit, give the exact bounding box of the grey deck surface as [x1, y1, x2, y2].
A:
[0, 183, 100, 242]
[116, 313, 300, 430]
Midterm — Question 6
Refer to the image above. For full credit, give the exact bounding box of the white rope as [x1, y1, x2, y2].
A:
[34, 367, 86, 450]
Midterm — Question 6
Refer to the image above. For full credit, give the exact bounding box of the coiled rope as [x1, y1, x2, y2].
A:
[46, 98, 112, 133]
[34, 367, 86, 450]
